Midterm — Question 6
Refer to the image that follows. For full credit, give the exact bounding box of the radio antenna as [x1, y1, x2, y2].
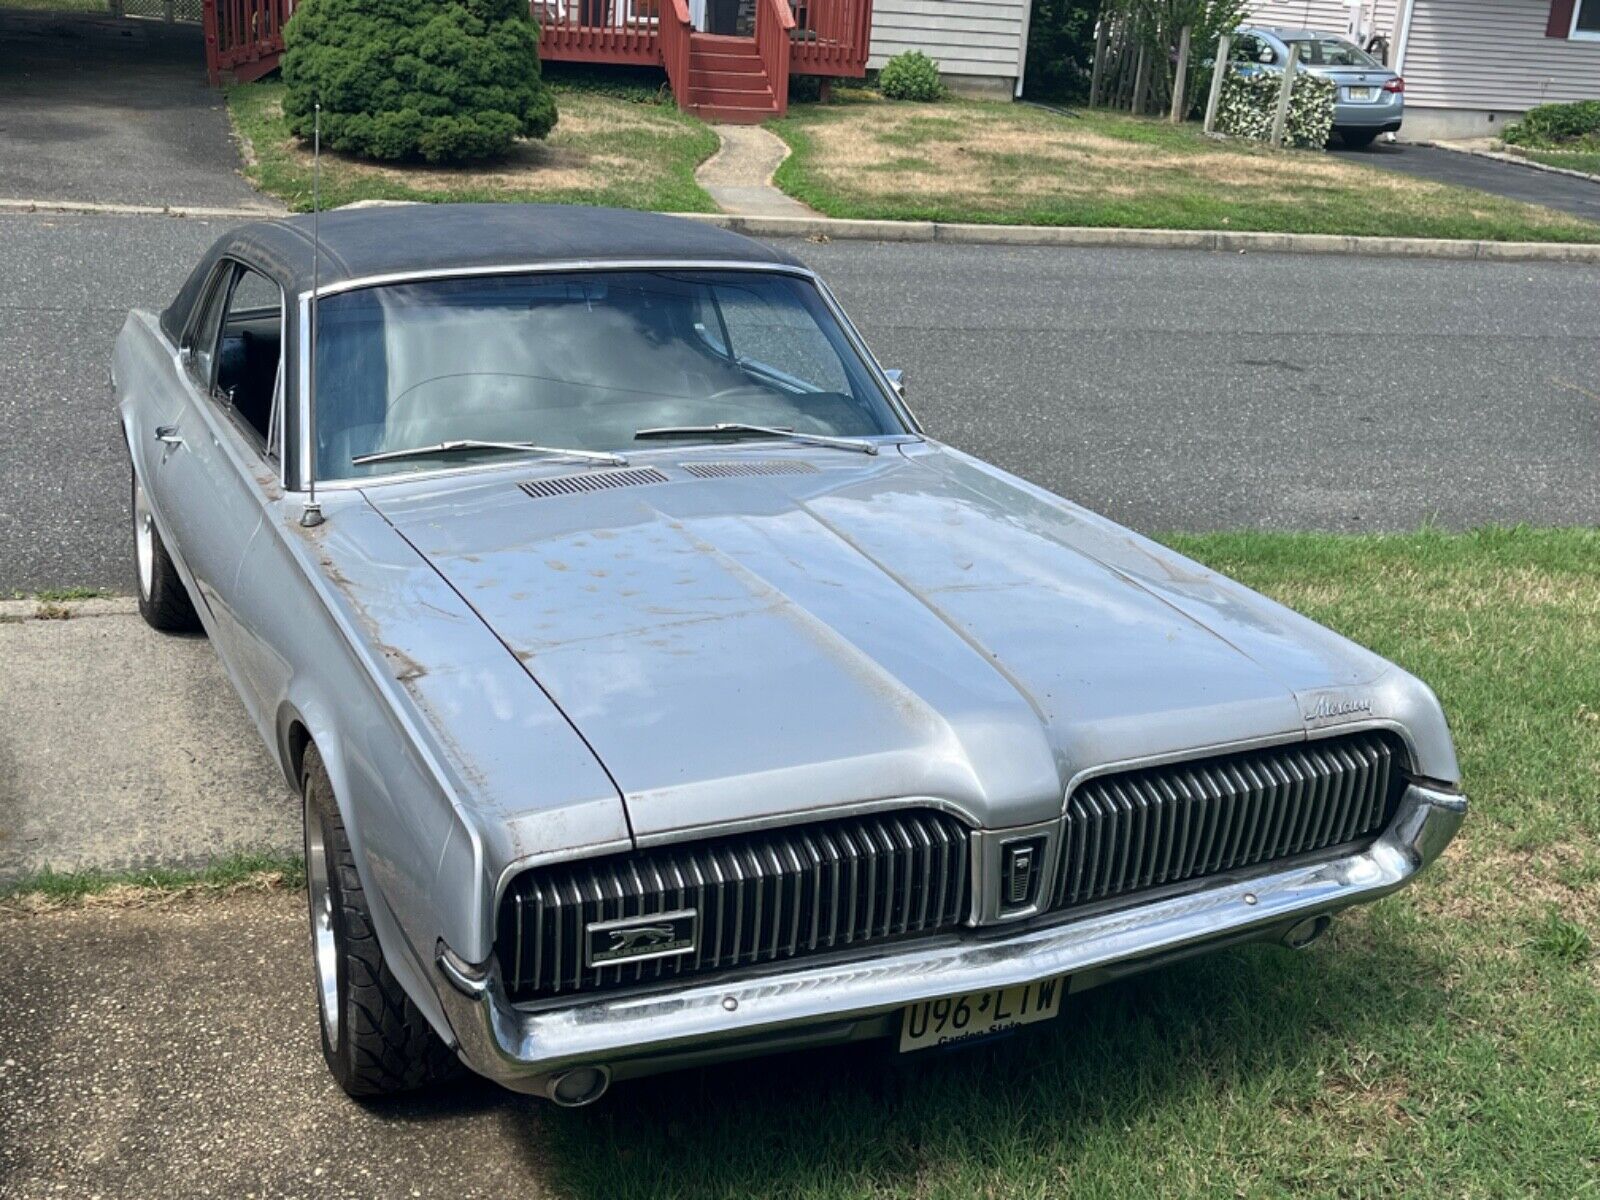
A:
[300, 101, 326, 529]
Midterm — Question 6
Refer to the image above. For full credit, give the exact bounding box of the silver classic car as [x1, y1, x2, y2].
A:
[114, 205, 1466, 1105]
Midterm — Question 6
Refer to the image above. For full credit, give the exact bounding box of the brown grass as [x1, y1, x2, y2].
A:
[274, 99, 690, 196]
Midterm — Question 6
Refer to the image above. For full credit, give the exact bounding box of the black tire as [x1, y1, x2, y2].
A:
[1339, 130, 1379, 148]
[132, 467, 201, 633]
[302, 746, 462, 1098]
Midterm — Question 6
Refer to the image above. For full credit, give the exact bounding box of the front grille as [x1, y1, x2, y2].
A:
[1054, 731, 1404, 910]
[500, 810, 972, 1002]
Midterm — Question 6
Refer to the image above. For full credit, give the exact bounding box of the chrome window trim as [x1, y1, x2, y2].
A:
[292, 259, 922, 493]
[175, 256, 289, 487]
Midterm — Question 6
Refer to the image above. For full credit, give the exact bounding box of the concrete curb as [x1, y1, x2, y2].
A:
[1426, 140, 1600, 187]
[0, 196, 283, 220]
[677, 211, 1600, 262]
[6, 192, 1596, 263]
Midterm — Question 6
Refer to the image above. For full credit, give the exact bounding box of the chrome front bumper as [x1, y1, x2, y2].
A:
[436, 783, 1465, 1092]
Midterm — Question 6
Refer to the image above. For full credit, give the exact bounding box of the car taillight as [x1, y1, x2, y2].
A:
[1383, 77, 1404, 93]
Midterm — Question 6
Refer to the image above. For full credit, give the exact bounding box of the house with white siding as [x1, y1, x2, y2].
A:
[1245, 0, 1600, 139]
[869, 0, 1034, 97]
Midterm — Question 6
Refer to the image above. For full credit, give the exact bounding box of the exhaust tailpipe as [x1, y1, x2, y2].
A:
[1283, 914, 1332, 950]
[546, 1065, 611, 1107]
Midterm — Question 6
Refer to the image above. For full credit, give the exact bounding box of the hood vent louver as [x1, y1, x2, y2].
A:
[519, 467, 670, 500]
[682, 461, 820, 479]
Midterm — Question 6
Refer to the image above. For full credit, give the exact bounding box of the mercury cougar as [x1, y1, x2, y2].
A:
[112, 204, 1466, 1105]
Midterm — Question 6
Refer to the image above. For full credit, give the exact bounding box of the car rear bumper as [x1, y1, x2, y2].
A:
[435, 782, 1465, 1095]
[1334, 95, 1403, 130]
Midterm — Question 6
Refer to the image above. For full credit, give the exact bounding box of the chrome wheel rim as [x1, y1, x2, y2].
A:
[133, 475, 154, 601]
[304, 800, 341, 1051]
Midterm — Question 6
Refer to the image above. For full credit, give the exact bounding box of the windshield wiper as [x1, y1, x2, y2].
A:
[352, 440, 628, 468]
[633, 423, 878, 456]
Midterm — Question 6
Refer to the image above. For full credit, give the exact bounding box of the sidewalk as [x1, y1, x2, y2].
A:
[695, 123, 815, 218]
[0, 599, 296, 884]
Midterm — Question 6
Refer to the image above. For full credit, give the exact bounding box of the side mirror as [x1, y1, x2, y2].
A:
[883, 368, 905, 397]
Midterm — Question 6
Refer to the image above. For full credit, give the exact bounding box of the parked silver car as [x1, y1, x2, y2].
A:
[1234, 26, 1404, 146]
[114, 205, 1464, 1104]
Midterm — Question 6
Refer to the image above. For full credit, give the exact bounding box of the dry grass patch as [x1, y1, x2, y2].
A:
[771, 97, 1600, 241]
[230, 82, 719, 214]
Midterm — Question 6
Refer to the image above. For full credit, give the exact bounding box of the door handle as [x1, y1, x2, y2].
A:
[154, 425, 184, 448]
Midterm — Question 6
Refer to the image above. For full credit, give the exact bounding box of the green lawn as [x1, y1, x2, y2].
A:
[1510, 146, 1600, 177]
[227, 80, 719, 214]
[770, 94, 1600, 242]
[541, 526, 1599, 1199]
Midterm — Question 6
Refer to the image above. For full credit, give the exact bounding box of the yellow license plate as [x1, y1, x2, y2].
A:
[898, 978, 1064, 1053]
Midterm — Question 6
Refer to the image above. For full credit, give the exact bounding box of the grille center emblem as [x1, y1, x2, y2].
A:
[585, 909, 698, 968]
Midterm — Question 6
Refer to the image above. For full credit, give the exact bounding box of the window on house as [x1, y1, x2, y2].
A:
[1574, 0, 1600, 38]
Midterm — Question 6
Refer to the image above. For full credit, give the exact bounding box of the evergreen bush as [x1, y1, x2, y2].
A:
[282, 0, 558, 164]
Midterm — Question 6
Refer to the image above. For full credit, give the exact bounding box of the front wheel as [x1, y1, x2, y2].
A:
[132, 467, 201, 633]
[302, 746, 462, 1098]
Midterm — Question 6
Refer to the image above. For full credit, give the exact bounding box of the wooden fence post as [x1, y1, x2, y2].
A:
[1169, 24, 1191, 122]
[1202, 32, 1229, 133]
[1131, 44, 1149, 115]
[1089, 16, 1109, 107]
[1269, 41, 1301, 149]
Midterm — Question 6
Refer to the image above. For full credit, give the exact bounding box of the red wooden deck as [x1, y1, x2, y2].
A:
[205, 0, 869, 119]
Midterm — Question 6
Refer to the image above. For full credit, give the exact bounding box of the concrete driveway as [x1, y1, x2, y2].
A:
[1331, 140, 1600, 224]
[0, 7, 273, 210]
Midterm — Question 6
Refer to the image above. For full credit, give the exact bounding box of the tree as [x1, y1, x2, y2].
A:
[282, 0, 558, 164]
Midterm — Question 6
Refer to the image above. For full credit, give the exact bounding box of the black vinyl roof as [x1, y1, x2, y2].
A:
[161, 204, 803, 342]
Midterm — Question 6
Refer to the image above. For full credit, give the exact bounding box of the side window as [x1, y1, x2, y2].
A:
[713, 283, 851, 396]
[216, 266, 284, 451]
[186, 265, 232, 386]
[1230, 34, 1258, 63]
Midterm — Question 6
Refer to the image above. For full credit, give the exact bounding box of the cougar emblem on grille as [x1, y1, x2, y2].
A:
[608, 924, 675, 952]
[585, 910, 698, 968]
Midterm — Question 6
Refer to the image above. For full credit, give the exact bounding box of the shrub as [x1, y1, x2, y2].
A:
[879, 51, 945, 102]
[281, 0, 558, 165]
[1216, 69, 1335, 149]
[1503, 99, 1600, 148]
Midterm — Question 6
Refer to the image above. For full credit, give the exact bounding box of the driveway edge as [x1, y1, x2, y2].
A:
[1424, 140, 1600, 187]
[677, 212, 1600, 262]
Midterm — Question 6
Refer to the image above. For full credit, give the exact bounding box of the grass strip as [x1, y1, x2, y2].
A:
[770, 95, 1600, 243]
[2, 850, 304, 912]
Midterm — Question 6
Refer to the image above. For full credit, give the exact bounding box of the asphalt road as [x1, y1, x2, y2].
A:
[1329, 140, 1600, 224]
[3, 212, 1599, 593]
[0, 8, 267, 210]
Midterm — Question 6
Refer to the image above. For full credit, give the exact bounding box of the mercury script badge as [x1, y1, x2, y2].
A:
[1303, 695, 1373, 723]
[585, 909, 698, 968]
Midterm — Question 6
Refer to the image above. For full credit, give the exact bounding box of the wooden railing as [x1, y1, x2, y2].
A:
[659, 0, 693, 108]
[787, 0, 869, 76]
[754, 0, 794, 114]
[204, 0, 287, 83]
[535, 0, 662, 64]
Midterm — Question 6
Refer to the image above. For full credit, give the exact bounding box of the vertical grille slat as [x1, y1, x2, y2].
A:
[1056, 732, 1405, 912]
[500, 810, 972, 1002]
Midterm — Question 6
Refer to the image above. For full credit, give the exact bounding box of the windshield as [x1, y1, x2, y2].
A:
[310, 269, 907, 480]
[1285, 36, 1380, 67]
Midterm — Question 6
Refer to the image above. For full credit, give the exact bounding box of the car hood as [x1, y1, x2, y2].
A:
[361, 444, 1398, 839]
